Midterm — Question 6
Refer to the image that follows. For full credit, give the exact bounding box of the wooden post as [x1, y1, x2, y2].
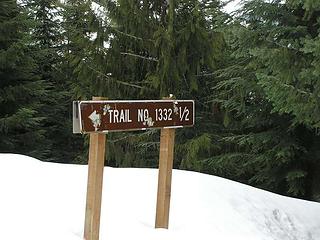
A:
[155, 127, 175, 229]
[84, 97, 107, 240]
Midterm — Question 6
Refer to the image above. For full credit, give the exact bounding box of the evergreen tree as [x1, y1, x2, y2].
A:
[26, 0, 83, 162]
[0, 0, 48, 158]
[61, 0, 111, 100]
[58, 0, 226, 167]
[245, 0, 320, 130]
[207, 0, 320, 199]
[81, 0, 227, 168]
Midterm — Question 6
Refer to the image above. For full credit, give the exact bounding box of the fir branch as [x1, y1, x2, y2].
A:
[264, 38, 301, 52]
[183, 74, 189, 88]
[197, 58, 251, 77]
[109, 130, 157, 143]
[281, 83, 311, 96]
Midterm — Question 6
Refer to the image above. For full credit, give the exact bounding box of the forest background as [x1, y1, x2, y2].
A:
[1, 0, 320, 201]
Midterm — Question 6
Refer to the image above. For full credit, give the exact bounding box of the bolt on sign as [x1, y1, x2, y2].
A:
[73, 100, 194, 133]
[73, 98, 194, 240]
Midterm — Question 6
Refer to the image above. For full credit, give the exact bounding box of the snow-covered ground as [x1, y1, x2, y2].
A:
[1, 154, 320, 240]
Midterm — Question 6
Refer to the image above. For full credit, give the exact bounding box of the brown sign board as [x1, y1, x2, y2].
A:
[73, 100, 195, 133]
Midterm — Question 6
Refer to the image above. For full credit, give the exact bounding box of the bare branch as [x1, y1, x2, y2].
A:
[120, 52, 158, 62]
[196, 72, 215, 77]
[112, 28, 153, 42]
[86, 65, 145, 89]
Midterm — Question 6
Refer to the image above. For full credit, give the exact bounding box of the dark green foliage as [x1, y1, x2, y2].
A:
[206, 0, 320, 199]
[103, 0, 224, 98]
[243, 0, 320, 129]
[0, 0, 48, 158]
[24, 0, 83, 162]
[64, 0, 226, 168]
[61, 0, 118, 100]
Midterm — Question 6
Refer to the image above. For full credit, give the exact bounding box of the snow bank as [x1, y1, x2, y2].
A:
[1, 154, 320, 240]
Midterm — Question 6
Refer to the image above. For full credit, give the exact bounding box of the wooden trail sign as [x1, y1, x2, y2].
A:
[73, 100, 194, 133]
[83, 97, 107, 240]
[73, 98, 195, 240]
[155, 127, 175, 228]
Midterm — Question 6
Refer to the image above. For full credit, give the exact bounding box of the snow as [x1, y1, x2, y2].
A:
[1, 154, 320, 240]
